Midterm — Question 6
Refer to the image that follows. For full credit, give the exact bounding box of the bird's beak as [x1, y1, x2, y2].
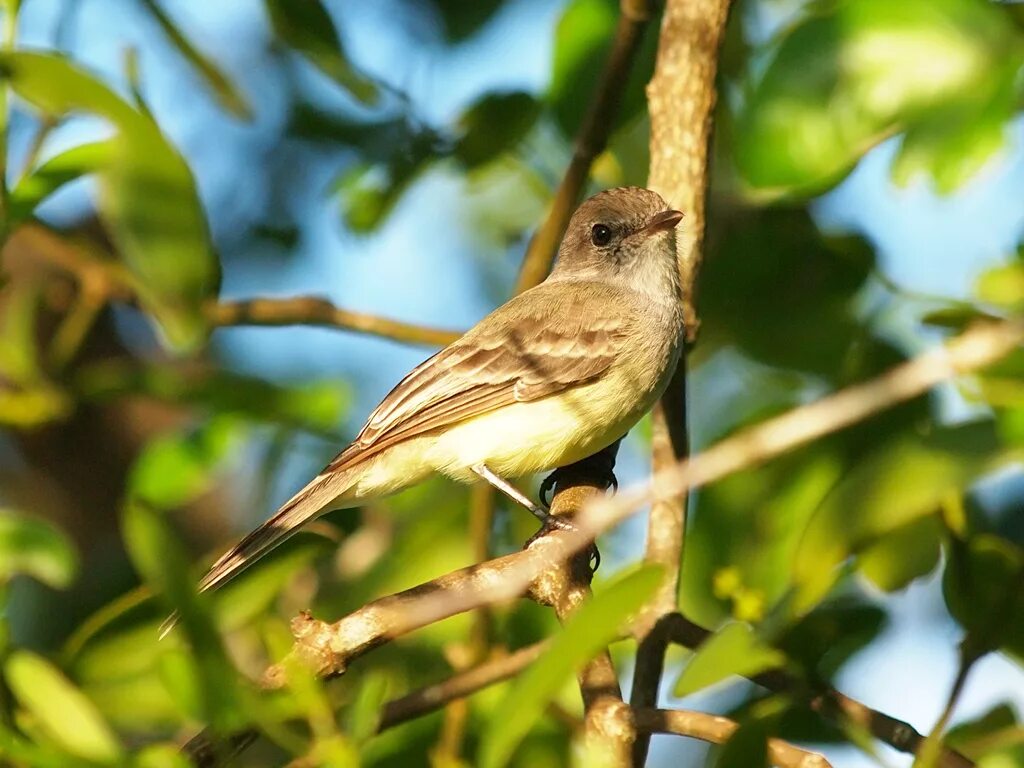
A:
[645, 209, 684, 235]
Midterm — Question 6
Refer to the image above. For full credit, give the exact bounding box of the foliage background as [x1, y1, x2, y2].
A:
[2, 0, 1024, 766]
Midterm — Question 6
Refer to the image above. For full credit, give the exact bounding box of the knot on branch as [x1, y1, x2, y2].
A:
[261, 611, 344, 688]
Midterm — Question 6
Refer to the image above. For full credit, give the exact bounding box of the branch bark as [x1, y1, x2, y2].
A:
[634, 708, 833, 768]
[514, 0, 656, 293]
[207, 298, 460, 347]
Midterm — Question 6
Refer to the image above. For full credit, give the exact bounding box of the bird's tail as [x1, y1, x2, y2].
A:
[159, 470, 348, 639]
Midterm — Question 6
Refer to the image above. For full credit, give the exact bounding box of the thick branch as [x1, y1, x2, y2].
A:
[514, 0, 655, 292]
[634, 708, 832, 768]
[634, 5, 734, 764]
[529, 448, 635, 765]
[207, 298, 460, 347]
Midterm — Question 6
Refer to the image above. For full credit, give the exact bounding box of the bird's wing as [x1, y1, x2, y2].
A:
[327, 284, 635, 473]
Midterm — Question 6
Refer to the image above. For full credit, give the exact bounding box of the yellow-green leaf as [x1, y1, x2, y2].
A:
[5, 650, 123, 764]
[674, 622, 785, 698]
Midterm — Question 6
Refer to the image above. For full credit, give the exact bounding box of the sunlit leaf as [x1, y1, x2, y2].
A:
[976, 264, 1024, 311]
[734, 0, 1024, 196]
[0, 52, 219, 351]
[9, 140, 112, 222]
[264, 0, 378, 104]
[5, 650, 123, 764]
[0, 510, 77, 588]
[138, 0, 252, 119]
[674, 622, 786, 698]
[479, 565, 663, 768]
[345, 671, 389, 745]
[128, 415, 247, 510]
[135, 743, 194, 768]
[793, 421, 1012, 612]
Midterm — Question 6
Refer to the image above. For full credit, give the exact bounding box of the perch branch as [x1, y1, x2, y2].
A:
[207, 298, 460, 347]
[633, 708, 832, 768]
[514, 0, 656, 292]
[529, 449, 635, 764]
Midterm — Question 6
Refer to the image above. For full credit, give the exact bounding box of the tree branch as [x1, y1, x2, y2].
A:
[633, 707, 833, 768]
[514, 0, 656, 293]
[633, 4, 734, 764]
[530, 451, 635, 765]
[658, 613, 974, 768]
[206, 298, 460, 347]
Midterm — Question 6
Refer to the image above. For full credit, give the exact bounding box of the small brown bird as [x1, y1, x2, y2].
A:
[181, 186, 684, 620]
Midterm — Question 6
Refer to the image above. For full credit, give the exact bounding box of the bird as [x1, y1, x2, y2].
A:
[188, 186, 684, 607]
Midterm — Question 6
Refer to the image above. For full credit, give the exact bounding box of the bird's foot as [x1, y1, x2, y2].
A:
[524, 515, 601, 573]
[539, 465, 619, 509]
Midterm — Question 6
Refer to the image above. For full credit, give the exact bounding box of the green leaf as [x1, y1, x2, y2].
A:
[135, 743, 194, 768]
[422, 0, 504, 43]
[858, 515, 942, 592]
[673, 622, 786, 698]
[9, 140, 113, 221]
[128, 415, 247, 510]
[345, 671, 389, 745]
[943, 534, 1024, 658]
[734, 0, 1024, 196]
[454, 91, 541, 169]
[0, 510, 77, 588]
[264, 0, 378, 104]
[138, 0, 252, 119]
[0, 52, 219, 351]
[793, 421, 1011, 612]
[716, 720, 769, 768]
[122, 500, 243, 730]
[946, 702, 1024, 762]
[479, 565, 663, 768]
[976, 264, 1024, 311]
[548, 0, 657, 139]
[5, 650, 123, 764]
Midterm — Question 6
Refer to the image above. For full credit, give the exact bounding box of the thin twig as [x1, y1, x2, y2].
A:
[207, 298, 460, 347]
[634, 708, 833, 768]
[378, 642, 548, 731]
[658, 614, 974, 768]
[514, 0, 656, 292]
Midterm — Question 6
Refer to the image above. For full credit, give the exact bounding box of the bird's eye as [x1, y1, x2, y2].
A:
[591, 223, 612, 246]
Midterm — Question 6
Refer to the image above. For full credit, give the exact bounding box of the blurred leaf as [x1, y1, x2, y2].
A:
[454, 91, 540, 169]
[776, 600, 885, 680]
[716, 720, 769, 768]
[135, 743, 194, 768]
[794, 421, 1011, 612]
[0, 52, 219, 351]
[699, 208, 876, 375]
[122, 500, 243, 730]
[423, 0, 504, 42]
[946, 702, 1024, 762]
[0, 510, 77, 588]
[5, 650, 123, 764]
[264, 0, 378, 104]
[943, 534, 1024, 658]
[345, 671, 389, 745]
[128, 415, 247, 510]
[858, 514, 942, 592]
[548, 0, 657, 139]
[674, 622, 786, 698]
[976, 264, 1024, 311]
[734, 0, 1024, 195]
[480, 565, 663, 768]
[138, 0, 252, 119]
[9, 140, 112, 222]
[921, 305, 1001, 331]
[77, 359, 348, 435]
[337, 157, 428, 233]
